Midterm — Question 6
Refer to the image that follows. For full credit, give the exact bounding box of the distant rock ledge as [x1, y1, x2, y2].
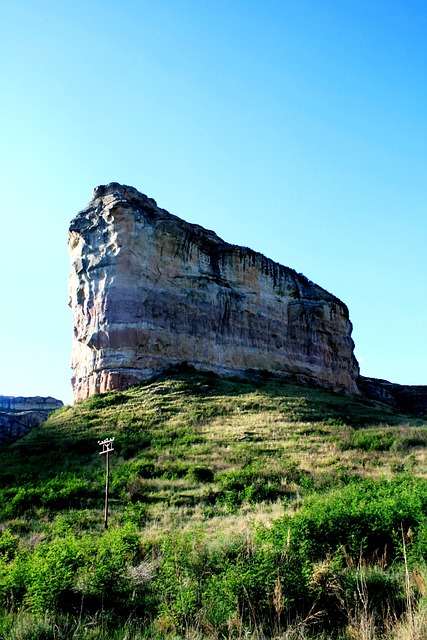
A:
[0, 396, 63, 445]
[358, 377, 427, 417]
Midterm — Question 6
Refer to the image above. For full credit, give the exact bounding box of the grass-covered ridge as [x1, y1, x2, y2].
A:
[1, 373, 427, 639]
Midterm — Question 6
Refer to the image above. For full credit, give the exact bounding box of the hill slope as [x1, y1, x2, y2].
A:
[1, 373, 427, 639]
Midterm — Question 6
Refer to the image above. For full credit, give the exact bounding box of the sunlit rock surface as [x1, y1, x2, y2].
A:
[69, 183, 360, 402]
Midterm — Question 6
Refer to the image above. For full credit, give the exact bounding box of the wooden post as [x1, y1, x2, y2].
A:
[104, 448, 110, 529]
[98, 437, 114, 529]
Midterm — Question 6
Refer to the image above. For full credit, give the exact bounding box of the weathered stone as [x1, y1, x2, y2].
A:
[358, 377, 427, 416]
[69, 183, 360, 402]
[0, 396, 63, 445]
[0, 396, 63, 413]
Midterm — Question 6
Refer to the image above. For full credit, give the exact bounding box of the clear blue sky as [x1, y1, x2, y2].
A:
[1, 0, 426, 404]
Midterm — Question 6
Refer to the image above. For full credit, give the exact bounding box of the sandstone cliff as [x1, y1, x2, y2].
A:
[0, 396, 63, 445]
[69, 183, 359, 402]
[0, 396, 63, 413]
[358, 377, 427, 417]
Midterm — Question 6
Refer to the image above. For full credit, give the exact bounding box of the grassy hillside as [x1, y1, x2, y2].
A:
[1, 373, 427, 639]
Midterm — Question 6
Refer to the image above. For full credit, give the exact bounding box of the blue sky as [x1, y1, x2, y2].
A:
[1, 0, 426, 404]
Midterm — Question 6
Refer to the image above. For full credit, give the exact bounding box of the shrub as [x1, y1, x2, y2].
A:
[278, 477, 427, 562]
[155, 531, 204, 631]
[24, 534, 87, 612]
[75, 523, 142, 611]
[155, 526, 308, 634]
[39, 475, 89, 509]
[9, 487, 41, 517]
[0, 531, 19, 562]
[186, 466, 214, 483]
[340, 563, 404, 620]
[216, 468, 283, 508]
[201, 564, 242, 628]
[340, 431, 396, 452]
[126, 476, 150, 502]
[0, 524, 144, 616]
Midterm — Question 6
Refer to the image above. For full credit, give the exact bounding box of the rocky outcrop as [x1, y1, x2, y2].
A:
[358, 377, 427, 417]
[0, 396, 63, 413]
[0, 396, 63, 445]
[69, 183, 360, 402]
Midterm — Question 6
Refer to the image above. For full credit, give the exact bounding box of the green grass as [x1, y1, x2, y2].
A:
[0, 372, 426, 639]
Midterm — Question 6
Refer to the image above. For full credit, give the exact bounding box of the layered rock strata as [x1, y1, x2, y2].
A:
[69, 183, 360, 402]
[0, 396, 63, 413]
[0, 396, 63, 445]
[358, 377, 427, 417]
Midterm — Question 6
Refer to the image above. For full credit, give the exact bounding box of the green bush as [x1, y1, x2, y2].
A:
[38, 475, 89, 509]
[135, 462, 160, 478]
[0, 531, 19, 562]
[155, 526, 308, 634]
[24, 534, 88, 612]
[0, 524, 144, 616]
[155, 531, 204, 630]
[186, 465, 214, 483]
[201, 564, 242, 628]
[9, 487, 41, 517]
[76, 524, 142, 610]
[216, 468, 283, 508]
[277, 477, 427, 562]
[340, 430, 395, 452]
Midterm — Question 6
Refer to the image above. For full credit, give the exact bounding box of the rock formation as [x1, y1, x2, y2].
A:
[0, 396, 63, 413]
[69, 183, 360, 402]
[0, 396, 63, 445]
[358, 377, 427, 417]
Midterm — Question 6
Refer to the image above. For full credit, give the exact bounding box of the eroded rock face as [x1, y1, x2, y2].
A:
[69, 183, 360, 402]
[0, 396, 63, 445]
[0, 396, 63, 412]
[358, 377, 427, 416]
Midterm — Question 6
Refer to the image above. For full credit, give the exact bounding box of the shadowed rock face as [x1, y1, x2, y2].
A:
[358, 377, 427, 416]
[0, 396, 63, 445]
[69, 183, 360, 402]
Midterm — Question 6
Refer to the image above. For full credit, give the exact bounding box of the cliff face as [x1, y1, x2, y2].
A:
[358, 377, 427, 417]
[69, 183, 360, 402]
[0, 396, 63, 445]
[0, 396, 63, 412]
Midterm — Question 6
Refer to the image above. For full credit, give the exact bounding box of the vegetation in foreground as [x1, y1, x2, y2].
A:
[0, 373, 427, 639]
